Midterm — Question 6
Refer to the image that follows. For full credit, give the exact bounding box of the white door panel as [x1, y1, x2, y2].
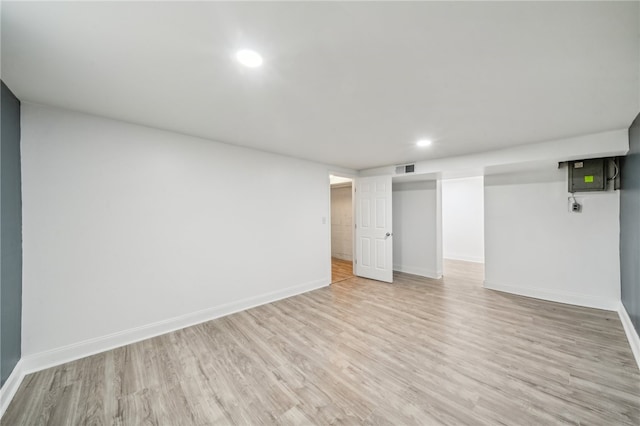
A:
[355, 176, 393, 283]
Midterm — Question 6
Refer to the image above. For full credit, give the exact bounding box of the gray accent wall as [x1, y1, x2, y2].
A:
[620, 112, 640, 335]
[1, 81, 22, 386]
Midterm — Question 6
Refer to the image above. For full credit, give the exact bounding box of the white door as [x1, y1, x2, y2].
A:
[355, 176, 393, 283]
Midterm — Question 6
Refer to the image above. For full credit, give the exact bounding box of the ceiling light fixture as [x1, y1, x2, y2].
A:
[236, 49, 263, 68]
[416, 139, 432, 147]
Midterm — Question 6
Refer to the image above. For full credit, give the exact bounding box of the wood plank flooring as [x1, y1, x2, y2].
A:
[331, 257, 354, 283]
[4, 260, 639, 425]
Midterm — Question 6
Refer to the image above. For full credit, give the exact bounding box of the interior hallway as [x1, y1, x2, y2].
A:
[4, 261, 639, 425]
[331, 257, 354, 284]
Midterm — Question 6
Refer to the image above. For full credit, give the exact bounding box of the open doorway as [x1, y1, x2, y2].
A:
[441, 176, 485, 280]
[391, 175, 442, 280]
[329, 175, 354, 283]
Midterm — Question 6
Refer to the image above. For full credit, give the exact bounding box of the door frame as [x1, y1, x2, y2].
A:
[328, 171, 357, 281]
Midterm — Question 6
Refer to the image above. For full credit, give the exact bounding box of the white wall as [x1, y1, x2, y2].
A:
[330, 184, 352, 261]
[484, 167, 620, 310]
[20, 104, 339, 362]
[360, 128, 629, 178]
[392, 181, 442, 278]
[441, 176, 484, 263]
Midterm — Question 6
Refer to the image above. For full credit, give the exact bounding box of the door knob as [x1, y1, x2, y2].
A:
[386, 232, 393, 237]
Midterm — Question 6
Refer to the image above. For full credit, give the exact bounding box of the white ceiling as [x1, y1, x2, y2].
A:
[2, 1, 638, 171]
[329, 175, 353, 186]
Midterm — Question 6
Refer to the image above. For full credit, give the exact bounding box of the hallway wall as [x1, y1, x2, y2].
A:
[392, 180, 442, 279]
[331, 184, 353, 261]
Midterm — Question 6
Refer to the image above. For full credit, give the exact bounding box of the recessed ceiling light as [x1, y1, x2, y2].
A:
[236, 49, 263, 68]
[416, 139, 432, 147]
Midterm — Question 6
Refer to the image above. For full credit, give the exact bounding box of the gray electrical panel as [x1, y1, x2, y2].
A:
[568, 159, 606, 193]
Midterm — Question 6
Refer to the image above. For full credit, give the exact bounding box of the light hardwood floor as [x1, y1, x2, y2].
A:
[3, 260, 639, 425]
[331, 257, 354, 283]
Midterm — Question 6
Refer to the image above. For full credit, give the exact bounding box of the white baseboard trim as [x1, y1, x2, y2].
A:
[618, 302, 640, 370]
[483, 280, 618, 312]
[394, 265, 442, 279]
[0, 359, 25, 419]
[19, 277, 329, 377]
[443, 255, 484, 263]
[331, 254, 353, 262]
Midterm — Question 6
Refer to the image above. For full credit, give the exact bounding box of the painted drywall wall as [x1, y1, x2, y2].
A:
[0, 82, 22, 386]
[392, 181, 442, 278]
[441, 176, 484, 263]
[621, 113, 640, 333]
[20, 103, 341, 358]
[360, 129, 629, 179]
[330, 184, 352, 261]
[484, 167, 620, 310]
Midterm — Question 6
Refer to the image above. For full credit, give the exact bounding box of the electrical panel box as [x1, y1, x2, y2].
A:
[568, 159, 606, 193]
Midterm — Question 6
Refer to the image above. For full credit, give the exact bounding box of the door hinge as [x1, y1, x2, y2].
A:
[355, 259, 357, 264]
[355, 224, 357, 229]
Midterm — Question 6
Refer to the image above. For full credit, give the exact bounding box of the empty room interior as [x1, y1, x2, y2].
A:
[1, 1, 640, 425]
